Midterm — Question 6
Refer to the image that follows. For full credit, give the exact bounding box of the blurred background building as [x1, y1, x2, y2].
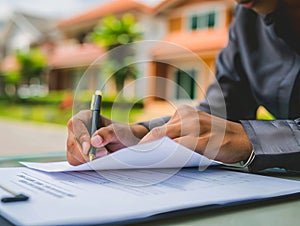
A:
[0, 0, 235, 113]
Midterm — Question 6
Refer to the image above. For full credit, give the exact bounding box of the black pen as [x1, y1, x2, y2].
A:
[0, 184, 29, 203]
[88, 90, 102, 161]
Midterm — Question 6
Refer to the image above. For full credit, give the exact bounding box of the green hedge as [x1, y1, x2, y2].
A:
[2, 91, 144, 109]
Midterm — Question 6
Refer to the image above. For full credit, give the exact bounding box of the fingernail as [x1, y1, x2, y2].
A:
[96, 149, 108, 158]
[91, 135, 103, 148]
[82, 142, 90, 155]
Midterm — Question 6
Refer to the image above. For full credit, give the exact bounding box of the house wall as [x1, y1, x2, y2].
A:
[146, 0, 234, 105]
[133, 12, 167, 98]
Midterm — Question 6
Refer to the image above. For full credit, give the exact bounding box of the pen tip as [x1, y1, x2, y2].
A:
[89, 154, 95, 162]
[95, 90, 102, 95]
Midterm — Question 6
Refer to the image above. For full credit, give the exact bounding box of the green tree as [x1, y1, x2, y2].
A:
[4, 70, 21, 85]
[15, 48, 47, 85]
[1, 70, 21, 97]
[89, 14, 142, 94]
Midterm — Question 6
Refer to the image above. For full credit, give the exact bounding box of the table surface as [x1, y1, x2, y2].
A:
[1, 156, 300, 226]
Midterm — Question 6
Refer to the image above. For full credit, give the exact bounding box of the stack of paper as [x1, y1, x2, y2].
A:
[0, 137, 300, 226]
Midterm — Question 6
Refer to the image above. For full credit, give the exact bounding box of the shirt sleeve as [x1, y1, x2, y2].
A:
[198, 6, 300, 171]
[241, 119, 300, 172]
[138, 116, 171, 131]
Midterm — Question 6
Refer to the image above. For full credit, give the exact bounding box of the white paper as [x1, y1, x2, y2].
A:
[20, 137, 214, 172]
[1, 167, 300, 226]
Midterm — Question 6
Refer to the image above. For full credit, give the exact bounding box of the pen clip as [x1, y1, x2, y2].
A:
[1, 194, 29, 203]
[0, 183, 30, 203]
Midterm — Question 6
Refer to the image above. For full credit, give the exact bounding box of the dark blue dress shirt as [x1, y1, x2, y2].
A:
[199, 4, 300, 171]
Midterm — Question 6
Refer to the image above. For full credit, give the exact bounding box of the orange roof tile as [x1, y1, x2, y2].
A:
[151, 28, 228, 59]
[153, 0, 236, 14]
[48, 43, 105, 69]
[153, 0, 183, 14]
[57, 0, 153, 28]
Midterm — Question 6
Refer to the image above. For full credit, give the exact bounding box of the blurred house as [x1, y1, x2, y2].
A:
[53, 0, 235, 105]
[51, 0, 165, 95]
[0, 11, 57, 61]
[0, 11, 58, 94]
[0, 0, 235, 107]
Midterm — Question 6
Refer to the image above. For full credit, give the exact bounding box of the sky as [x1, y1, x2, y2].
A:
[0, 0, 163, 20]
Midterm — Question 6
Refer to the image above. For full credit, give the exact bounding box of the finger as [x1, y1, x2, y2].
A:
[91, 135, 104, 148]
[67, 148, 88, 166]
[91, 125, 120, 147]
[69, 116, 91, 155]
[139, 124, 180, 144]
[66, 133, 89, 165]
[172, 105, 200, 136]
[95, 147, 109, 159]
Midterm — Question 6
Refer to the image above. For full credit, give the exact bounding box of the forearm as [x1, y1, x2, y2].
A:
[241, 119, 300, 172]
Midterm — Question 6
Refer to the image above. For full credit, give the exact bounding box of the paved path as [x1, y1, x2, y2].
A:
[0, 118, 68, 157]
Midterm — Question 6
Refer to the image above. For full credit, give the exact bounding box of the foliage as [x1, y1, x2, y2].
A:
[3, 70, 21, 84]
[0, 92, 142, 125]
[90, 14, 142, 49]
[15, 48, 47, 84]
[89, 14, 142, 94]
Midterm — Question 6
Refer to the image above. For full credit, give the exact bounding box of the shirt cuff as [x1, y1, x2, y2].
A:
[240, 149, 255, 167]
[138, 116, 171, 131]
[240, 119, 300, 172]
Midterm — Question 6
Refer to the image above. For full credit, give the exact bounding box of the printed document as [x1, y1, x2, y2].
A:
[2, 137, 300, 225]
[1, 167, 300, 225]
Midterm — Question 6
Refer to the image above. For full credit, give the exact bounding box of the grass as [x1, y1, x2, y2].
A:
[0, 101, 71, 125]
[0, 91, 274, 126]
[0, 100, 143, 125]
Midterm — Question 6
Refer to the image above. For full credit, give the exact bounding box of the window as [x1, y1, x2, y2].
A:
[174, 69, 197, 100]
[188, 10, 218, 30]
[208, 12, 216, 27]
[190, 15, 198, 30]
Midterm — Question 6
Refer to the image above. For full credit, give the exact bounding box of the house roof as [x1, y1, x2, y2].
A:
[47, 43, 105, 69]
[57, 0, 153, 28]
[0, 11, 56, 43]
[1, 43, 105, 71]
[154, 0, 236, 14]
[150, 28, 228, 59]
[153, 0, 184, 14]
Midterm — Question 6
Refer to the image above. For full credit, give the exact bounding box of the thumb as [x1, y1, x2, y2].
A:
[91, 125, 118, 147]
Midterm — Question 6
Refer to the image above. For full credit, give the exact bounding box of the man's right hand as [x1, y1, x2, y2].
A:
[66, 110, 149, 165]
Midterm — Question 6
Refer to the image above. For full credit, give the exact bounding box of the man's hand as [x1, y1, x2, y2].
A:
[140, 105, 252, 164]
[66, 110, 149, 165]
